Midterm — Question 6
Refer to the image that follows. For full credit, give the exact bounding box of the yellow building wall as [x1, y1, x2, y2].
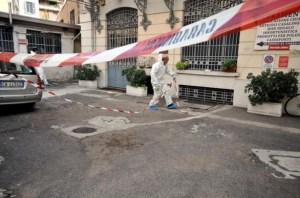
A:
[40, 9, 58, 21]
[80, 0, 300, 107]
[56, 0, 79, 24]
[234, 27, 300, 107]
[80, 0, 184, 87]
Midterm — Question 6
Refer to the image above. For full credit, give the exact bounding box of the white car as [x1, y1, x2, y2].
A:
[0, 62, 43, 107]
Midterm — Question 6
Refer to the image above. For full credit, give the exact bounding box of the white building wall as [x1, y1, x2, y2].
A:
[12, 24, 75, 81]
[18, 0, 40, 18]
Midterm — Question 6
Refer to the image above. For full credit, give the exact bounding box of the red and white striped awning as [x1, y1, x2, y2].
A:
[1, 0, 300, 67]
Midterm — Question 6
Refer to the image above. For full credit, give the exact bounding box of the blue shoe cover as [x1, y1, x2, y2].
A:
[149, 105, 159, 112]
[167, 103, 177, 109]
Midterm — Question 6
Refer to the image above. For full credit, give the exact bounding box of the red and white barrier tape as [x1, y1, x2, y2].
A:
[64, 98, 141, 115]
[0, 0, 299, 67]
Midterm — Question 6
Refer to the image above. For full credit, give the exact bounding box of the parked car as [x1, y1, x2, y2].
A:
[0, 62, 43, 108]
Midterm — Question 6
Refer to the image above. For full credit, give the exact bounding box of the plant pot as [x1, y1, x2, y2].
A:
[78, 80, 97, 89]
[126, 85, 147, 97]
[223, 66, 237, 73]
[247, 102, 283, 117]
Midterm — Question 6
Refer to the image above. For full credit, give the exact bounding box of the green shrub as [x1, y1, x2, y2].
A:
[176, 61, 189, 70]
[122, 67, 147, 87]
[245, 69, 299, 105]
[76, 64, 100, 81]
[222, 59, 237, 72]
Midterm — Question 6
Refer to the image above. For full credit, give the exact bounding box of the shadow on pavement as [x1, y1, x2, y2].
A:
[0, 104, 37, 116]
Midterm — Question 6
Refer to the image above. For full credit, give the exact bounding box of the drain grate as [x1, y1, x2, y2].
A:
[72, 127, 97, 134]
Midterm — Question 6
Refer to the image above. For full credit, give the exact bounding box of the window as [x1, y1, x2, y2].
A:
[70, 9, 75, 24]
[182, 0, 242, 71]
[25, 1, 35, 15]
[0, 26, 14, 52]
[0, 62, 36, 75]
[26, 30, 61, 53]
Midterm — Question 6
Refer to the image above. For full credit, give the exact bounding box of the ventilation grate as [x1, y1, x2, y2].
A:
[179, 85, 234, 105]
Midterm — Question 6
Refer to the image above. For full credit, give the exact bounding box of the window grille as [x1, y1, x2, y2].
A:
[26, 30, 61, 53]
[179, 85, 234, 105]
[0, 27, 14, 52]
[107, 8, 138, 74]
[182, 0, 242, 71]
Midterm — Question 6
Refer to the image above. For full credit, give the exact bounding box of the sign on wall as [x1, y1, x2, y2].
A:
[263, 54, 275, 70]
[17, 39, 28, 45]
[255, 12, 300, 50]
[278, 56, 289, 68]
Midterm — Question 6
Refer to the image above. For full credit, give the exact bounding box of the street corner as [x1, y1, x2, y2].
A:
[252, 149, 300, 179]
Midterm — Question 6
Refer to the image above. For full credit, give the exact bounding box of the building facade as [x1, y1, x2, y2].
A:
[0, 11, 80, 80]
[56, 0, 80, 24]
[39, 0, 64, 21]
[78, 0, 300, 107]
[0, 0, 40, 18]
[0, 0, 63, 21]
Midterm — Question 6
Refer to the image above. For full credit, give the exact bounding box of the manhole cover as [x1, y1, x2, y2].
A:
[72, 127, 97, 134]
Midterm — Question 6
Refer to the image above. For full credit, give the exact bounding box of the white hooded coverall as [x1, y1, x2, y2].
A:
[149, 54, 176, 107]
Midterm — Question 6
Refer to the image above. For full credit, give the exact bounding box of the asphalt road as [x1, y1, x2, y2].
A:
[0, 87, 299, 198]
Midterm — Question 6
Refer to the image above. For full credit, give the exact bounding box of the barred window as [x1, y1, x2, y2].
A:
[0, 27, 14, 52]
[27, 30, 61, 53]
[182, 0, 243, 71]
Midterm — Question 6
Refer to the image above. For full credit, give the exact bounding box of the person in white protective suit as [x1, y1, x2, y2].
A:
[149, 53, 177, 110]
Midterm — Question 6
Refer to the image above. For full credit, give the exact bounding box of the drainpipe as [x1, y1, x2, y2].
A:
[8, 2, 13, 25]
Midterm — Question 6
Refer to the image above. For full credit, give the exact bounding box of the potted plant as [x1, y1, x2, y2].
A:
[176, 60, 189, 70]
[245, 69, 298, 117]
[122, 67, 148, 97]
[77, 64, 100, 89]
[222, 59, 237, 72]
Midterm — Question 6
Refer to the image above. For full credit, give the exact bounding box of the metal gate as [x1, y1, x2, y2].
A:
[179, 85, 234, 104]
[107, 8, 138, 89]
[182, 0, 242, 71]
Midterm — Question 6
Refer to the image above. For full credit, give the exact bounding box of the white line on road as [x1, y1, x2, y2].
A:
[252, 149, 300, 179]
[207, 115, 300, 135]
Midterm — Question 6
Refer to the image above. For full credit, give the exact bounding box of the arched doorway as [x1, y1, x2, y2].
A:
[107, 8, 138, 89]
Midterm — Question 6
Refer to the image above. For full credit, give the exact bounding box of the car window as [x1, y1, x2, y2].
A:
[0, 62, 36, 75]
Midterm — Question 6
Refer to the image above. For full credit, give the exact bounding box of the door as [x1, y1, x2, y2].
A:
[107, 8, 138, 89]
